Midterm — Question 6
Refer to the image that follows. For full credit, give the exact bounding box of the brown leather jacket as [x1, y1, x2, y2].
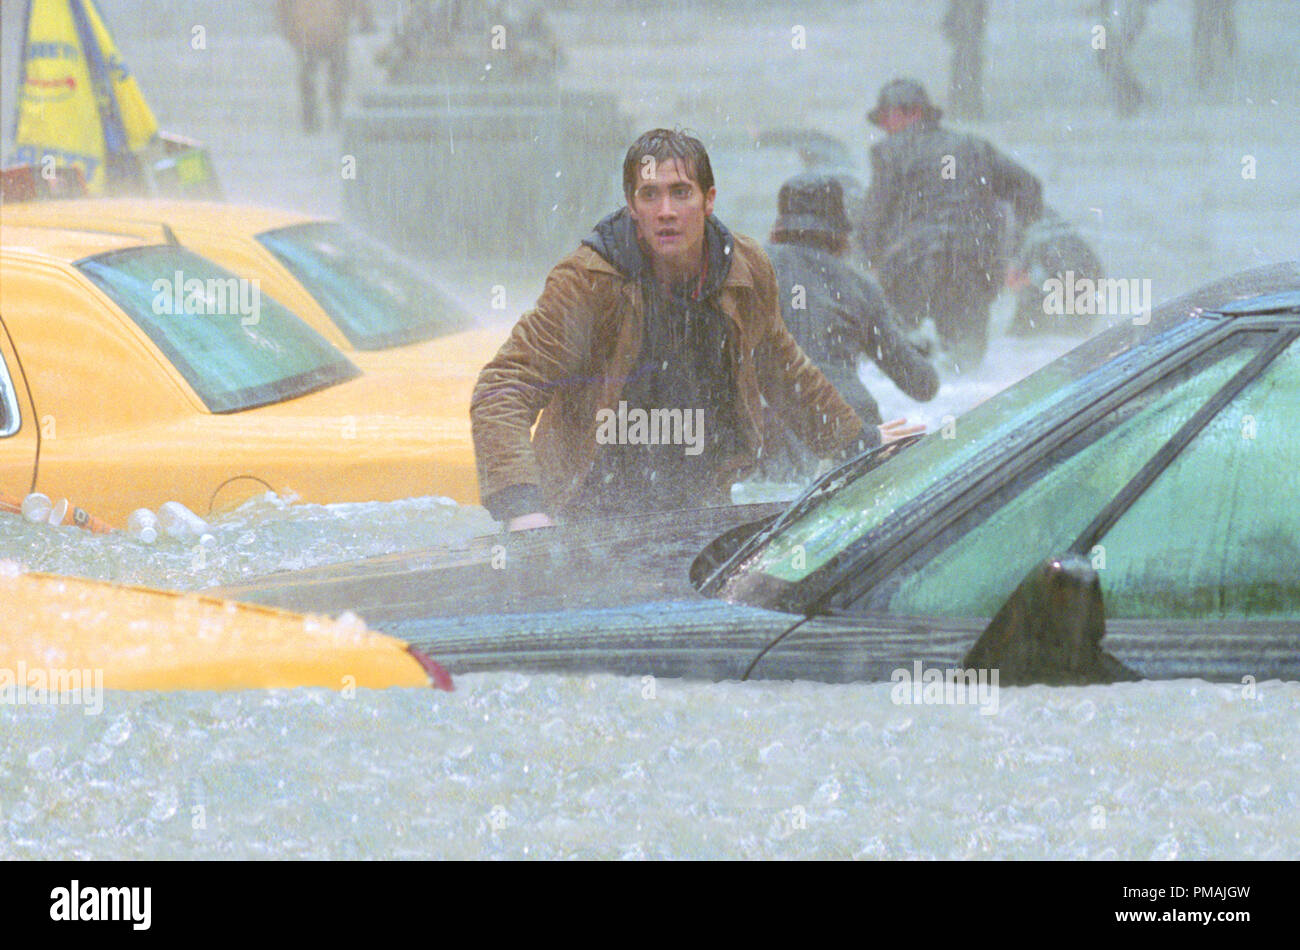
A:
[471, 228, 869, 521]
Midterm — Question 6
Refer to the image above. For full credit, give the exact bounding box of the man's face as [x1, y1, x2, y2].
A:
[628, 157, 716, 274]
[880, 106, 924, 134]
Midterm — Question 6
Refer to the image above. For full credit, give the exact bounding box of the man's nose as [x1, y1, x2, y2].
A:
[654, 193, 676, 217]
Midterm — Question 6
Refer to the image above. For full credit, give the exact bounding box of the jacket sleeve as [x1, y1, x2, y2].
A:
[470, 256, 601, 519]
[985, 140, 1043, 225]
[851, 270, 941, 402]
[749, 248, 876, 457]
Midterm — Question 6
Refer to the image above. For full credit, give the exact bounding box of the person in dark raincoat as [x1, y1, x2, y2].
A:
[856, 78, 1042, 367]
[763, 173, 939, 479]
[1005, 206, 1105, 336]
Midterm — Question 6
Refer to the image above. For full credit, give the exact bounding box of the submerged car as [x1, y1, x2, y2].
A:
[0, 225, 482, 523]
[0, 561, 450, 691]
[214, 263, 1300, 685]
[0, 197, 509, 377]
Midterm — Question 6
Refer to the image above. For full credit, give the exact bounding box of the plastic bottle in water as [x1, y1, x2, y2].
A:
[20, 492, 52, 524]
[48, 498, 69, 526]
[126, 508, 159, 544]
[157, 501, 210, 540]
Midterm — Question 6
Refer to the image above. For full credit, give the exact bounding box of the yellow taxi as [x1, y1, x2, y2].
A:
[0, 198, 509, 378]
[0, 225, 483, 525]
[1, 560, 451, 691]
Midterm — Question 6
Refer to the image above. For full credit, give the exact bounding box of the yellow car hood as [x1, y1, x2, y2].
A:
[0, 562, 451, 691]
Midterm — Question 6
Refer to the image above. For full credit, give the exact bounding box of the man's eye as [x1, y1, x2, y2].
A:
[672, 186, 691, 198]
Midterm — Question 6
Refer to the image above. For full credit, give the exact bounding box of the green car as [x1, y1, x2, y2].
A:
[218, 263, 1300, 686]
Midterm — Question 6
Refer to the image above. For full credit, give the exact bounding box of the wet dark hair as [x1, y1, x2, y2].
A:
[622, 128, 715, 202]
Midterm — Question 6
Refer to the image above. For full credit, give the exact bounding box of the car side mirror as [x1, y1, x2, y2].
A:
[963, 554, 1140, 686]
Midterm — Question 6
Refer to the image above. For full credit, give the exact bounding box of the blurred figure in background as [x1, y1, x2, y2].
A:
[1193, 0, 1237, 94]
[763, 173, 938, 479]
[277, 0, 375, 133]
[1091, 0, 1156, 117]
[856, 79, 1042, 368]
[1004, 206, 1105, 337]
[942, 0, 990, 120]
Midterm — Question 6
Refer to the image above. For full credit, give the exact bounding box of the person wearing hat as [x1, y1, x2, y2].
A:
[857, 78, 1043, 367]
[762, 173, 940, 480]
[472, 129, 924, 530]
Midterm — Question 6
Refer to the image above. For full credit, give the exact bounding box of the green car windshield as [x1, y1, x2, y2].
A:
[257, 222, 474, 350]
[749, 317, 1172, 585]
[78, 245, 359, 413]
[730, 313, 1300, 621]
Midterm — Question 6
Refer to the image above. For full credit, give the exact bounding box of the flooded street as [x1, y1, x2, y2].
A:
[6, 676, 1298, 860]
[3, 0, 1299, 861]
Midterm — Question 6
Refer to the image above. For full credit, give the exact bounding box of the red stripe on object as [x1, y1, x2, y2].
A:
[406, 643, 455, 691]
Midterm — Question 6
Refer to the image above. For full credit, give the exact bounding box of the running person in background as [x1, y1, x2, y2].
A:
[856, 78, 1042, 368]
[1091, 0, 1157, 117]
[1005, 206, 1105, 336]
[1192, 0, 1237, 94]
[471, 129, 923, 530]
[763, 172, 939, 479]
[942, 0, 990, 120]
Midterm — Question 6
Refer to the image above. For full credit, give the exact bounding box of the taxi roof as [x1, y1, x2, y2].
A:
[0, 198, 315, 239]
[0, 223, 154, 262]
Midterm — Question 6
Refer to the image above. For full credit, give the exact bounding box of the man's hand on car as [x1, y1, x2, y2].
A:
[878, 417, 927, 444]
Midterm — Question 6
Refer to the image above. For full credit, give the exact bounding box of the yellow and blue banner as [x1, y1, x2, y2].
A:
[10, 0, 158, 193]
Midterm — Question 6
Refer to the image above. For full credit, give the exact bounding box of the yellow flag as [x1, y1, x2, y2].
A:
[82, 0, 158, 152]
[11, 0, 108, 191]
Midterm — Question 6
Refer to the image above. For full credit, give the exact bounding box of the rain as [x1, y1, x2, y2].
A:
[1, 0, 1299, 863]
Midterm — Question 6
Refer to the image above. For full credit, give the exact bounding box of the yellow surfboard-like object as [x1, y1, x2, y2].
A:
[11, 0, 109, 191]
[11, 0, 216, 197]
[80, 0, 158, 153]
[0, 561, 452, 692]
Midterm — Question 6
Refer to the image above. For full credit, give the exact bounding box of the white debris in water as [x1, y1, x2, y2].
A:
[2, 676, 1296, 859]
[0, 494, 495, 593]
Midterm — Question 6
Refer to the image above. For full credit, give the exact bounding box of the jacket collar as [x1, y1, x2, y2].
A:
[581, 207, 752, 292]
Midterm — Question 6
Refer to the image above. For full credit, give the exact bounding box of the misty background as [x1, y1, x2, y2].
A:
[3, 0, 1297, 313]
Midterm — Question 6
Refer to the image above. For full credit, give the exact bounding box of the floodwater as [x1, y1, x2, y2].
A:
[5, 327, 1297, 860]
[3, 0, 1300, 858]
[5, 675, 1297, 860]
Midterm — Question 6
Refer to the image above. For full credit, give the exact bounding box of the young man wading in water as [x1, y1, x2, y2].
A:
[471, 129, 923, 531]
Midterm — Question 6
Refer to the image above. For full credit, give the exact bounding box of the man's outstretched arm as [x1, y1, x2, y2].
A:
[470, 257, 599, 527]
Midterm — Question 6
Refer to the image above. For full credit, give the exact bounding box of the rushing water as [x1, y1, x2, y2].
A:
[5, 676, 1297, 860]
[3, 328, 1296, 860]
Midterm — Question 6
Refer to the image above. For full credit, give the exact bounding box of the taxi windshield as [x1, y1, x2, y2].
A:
[78, 245, 359, 413]
[257, 222, 474, 350]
